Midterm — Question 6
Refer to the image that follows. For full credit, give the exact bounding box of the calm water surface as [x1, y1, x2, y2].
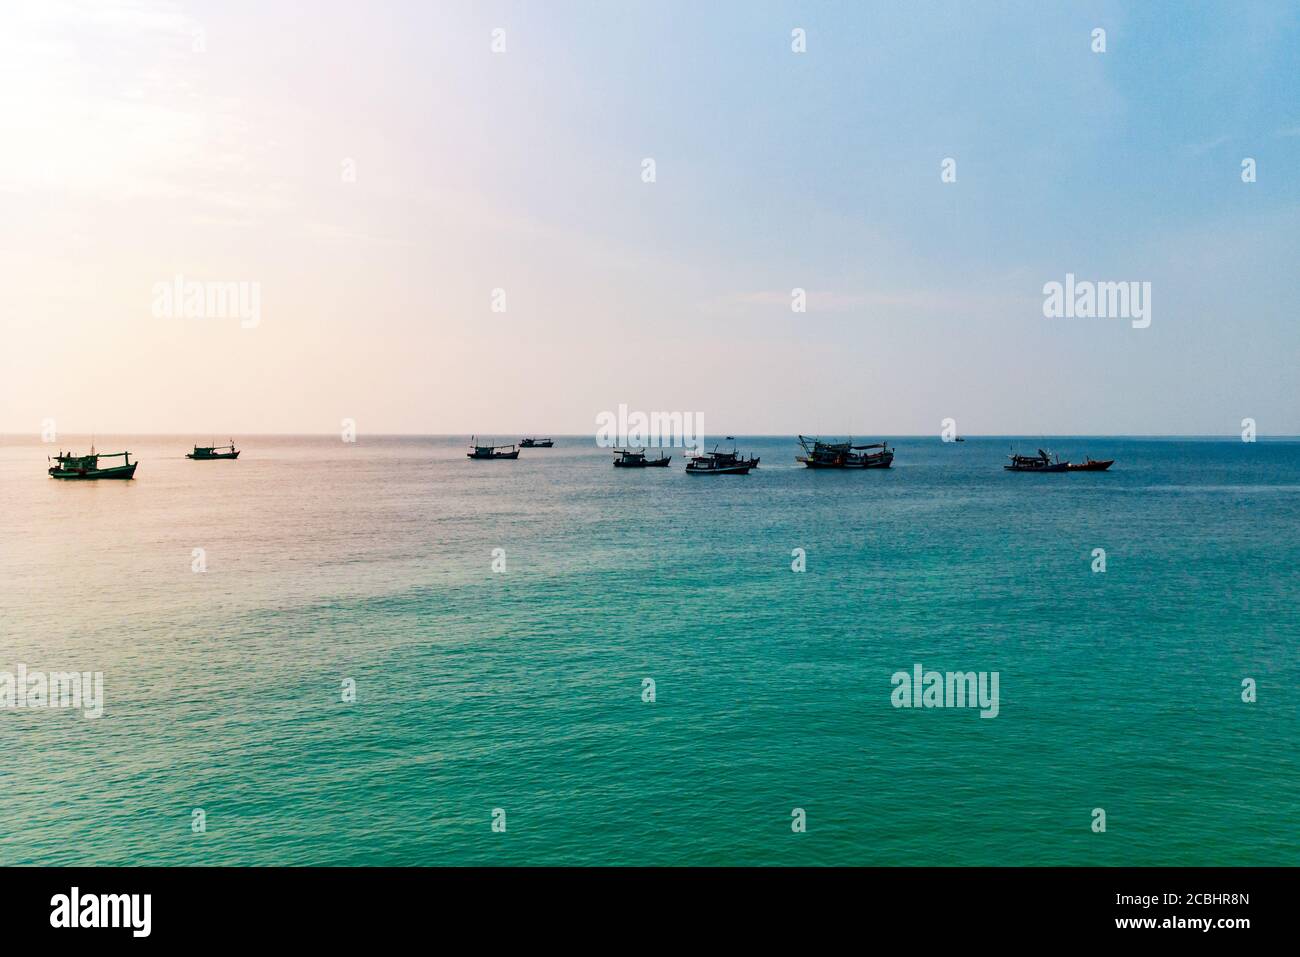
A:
[1, 435, 1296, 865]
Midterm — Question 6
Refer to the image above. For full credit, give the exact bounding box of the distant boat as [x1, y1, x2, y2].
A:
[1005, 449, 1069, 473]
[686, 444, 758, 475]
[613, 447, 671, 468]
[520, 438, 553, 448]
[1068, 457, 1114, 471]
[187, 440, 240, 460]
[954, 436, 966, 442]
[467, 437, 520, 460]
[797, 435, 894, 469]
[48, 447, 137, 480]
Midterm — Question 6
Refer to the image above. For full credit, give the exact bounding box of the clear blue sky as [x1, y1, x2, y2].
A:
[1, 0, 1297, 435]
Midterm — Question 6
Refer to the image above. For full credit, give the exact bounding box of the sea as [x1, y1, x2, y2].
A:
[1, 435, 1296, 866]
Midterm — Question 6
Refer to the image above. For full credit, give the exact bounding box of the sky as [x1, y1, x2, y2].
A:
[1, 0, 1297, 437]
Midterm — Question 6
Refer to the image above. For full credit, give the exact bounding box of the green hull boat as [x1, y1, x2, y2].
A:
[49, 449, 137, 479]
[188, 441, 240, 460]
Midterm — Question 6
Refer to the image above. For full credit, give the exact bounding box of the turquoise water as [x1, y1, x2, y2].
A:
[1, 435, 1296, 866]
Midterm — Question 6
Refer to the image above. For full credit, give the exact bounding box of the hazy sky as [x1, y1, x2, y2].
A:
[1, 0, 1297, 436]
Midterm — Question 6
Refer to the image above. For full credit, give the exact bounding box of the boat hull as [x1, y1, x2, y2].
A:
[187, 451, 240, 460]
[798, 453, 893, 469]
[467, 450, 520, 459]
[1004, 463, 1070, 473]
[49, 462, 138, 479]
[686, 463, 752, 475]
[614, 457, 671, 468]
[1068, 460, 1114, 471]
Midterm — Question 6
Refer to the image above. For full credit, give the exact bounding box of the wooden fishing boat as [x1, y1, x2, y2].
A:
[48, 448, 137, 480]
[1068, 457, 1114, 471]
[685, 445, 757, 475]
[714, 439, 759, 468]
[467, 438, 520, 460]
[187, 440, 239, 460]
[1004, 449, 1069, 472]
[520, 438, 553, 448]
[613, 447, 671, 468]
[797, 435, 894, 469]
